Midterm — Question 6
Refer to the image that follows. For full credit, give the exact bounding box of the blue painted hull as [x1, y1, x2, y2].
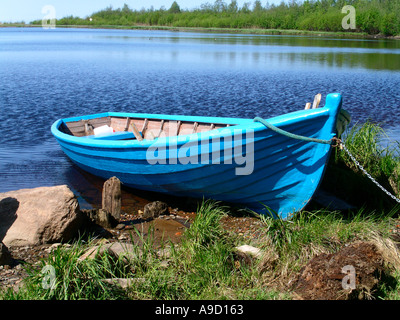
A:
[51, 93, 347, 219]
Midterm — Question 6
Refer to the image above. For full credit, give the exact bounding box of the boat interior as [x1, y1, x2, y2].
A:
[60, 115, 235, 141]
[58, 94, 337, 141]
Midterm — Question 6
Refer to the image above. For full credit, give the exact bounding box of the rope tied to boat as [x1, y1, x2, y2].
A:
[254, 116, 400, 204]
[253, 117, 340, 146]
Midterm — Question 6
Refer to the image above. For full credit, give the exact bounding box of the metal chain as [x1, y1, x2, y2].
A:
[340, 142, 400, 204]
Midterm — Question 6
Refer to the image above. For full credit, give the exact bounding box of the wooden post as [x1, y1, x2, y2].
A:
[102, 176, 121, 221]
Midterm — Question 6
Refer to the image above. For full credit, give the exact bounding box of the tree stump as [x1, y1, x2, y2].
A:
[102, 177, 121, 221]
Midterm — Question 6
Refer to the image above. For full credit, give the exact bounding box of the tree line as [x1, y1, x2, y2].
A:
[32, 0, 400, 36]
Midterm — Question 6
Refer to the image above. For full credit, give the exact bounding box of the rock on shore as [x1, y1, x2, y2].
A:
[0, 185, 84, 247]
[143, 201, 169, 220]
[293, 242, 384, 300]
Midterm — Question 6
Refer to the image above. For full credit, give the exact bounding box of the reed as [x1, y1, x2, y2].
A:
[338, 121, 400, 179]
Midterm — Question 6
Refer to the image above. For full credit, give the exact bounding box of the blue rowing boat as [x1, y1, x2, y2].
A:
[51, 93, 350, 219]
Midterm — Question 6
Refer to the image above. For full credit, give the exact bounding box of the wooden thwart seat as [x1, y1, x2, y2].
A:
[130, 122, 143, 141]
[86, 131, 136, 140]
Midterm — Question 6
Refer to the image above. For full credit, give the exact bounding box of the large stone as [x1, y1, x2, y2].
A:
[293, 242, 384, 300]
[102, 278, 144, 289]
[0, 185, 83, 247]
[142, 201, 169, 220]
[236, 245, 262, 258]
[78, 241, 138, 263]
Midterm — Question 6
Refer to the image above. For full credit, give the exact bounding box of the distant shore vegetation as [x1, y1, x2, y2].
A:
[30, 0, 400, 36]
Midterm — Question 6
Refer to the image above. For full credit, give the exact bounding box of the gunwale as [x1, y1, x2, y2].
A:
[52, 108, 331, 148]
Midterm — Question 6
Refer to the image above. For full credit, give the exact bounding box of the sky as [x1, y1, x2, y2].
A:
[0, 0, 284, 23]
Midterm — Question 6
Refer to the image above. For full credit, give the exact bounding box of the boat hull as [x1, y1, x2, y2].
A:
[51, 93, 347, 219]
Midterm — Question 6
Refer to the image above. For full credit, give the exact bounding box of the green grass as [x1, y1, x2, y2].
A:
[0, 239, 131, 300]
[321, 121, 400, 211]
[337, 121, 400, 180]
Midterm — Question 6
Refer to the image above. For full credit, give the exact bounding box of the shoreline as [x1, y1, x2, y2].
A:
[2, 23, 400, 40]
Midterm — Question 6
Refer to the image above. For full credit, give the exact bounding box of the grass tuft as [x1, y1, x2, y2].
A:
[338, 121, 399, 178]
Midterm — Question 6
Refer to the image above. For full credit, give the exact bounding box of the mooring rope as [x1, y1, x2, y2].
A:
[254, 116, 400, 204]
[253, 117, 339, 146]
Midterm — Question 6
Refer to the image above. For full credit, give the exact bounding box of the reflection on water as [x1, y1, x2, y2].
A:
[2, 28, 400, 71]
[97, 31, 400, 71]
[0, 27, 399, 200]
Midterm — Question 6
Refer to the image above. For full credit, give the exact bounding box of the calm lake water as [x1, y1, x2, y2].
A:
[1, 27, 400, 205]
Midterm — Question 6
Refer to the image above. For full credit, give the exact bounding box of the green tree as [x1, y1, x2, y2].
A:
[227, 0, 238, 13]
[253, 0, 263, 12]
[240, 1, 251, 13]
[380, 12, 399, 36]
[213, 0, 227, 12]
[169, 1, 181, 13]
[200, 2, 214, 12]
[122, 3, 132, 13]
[54, 0, 400, 36]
